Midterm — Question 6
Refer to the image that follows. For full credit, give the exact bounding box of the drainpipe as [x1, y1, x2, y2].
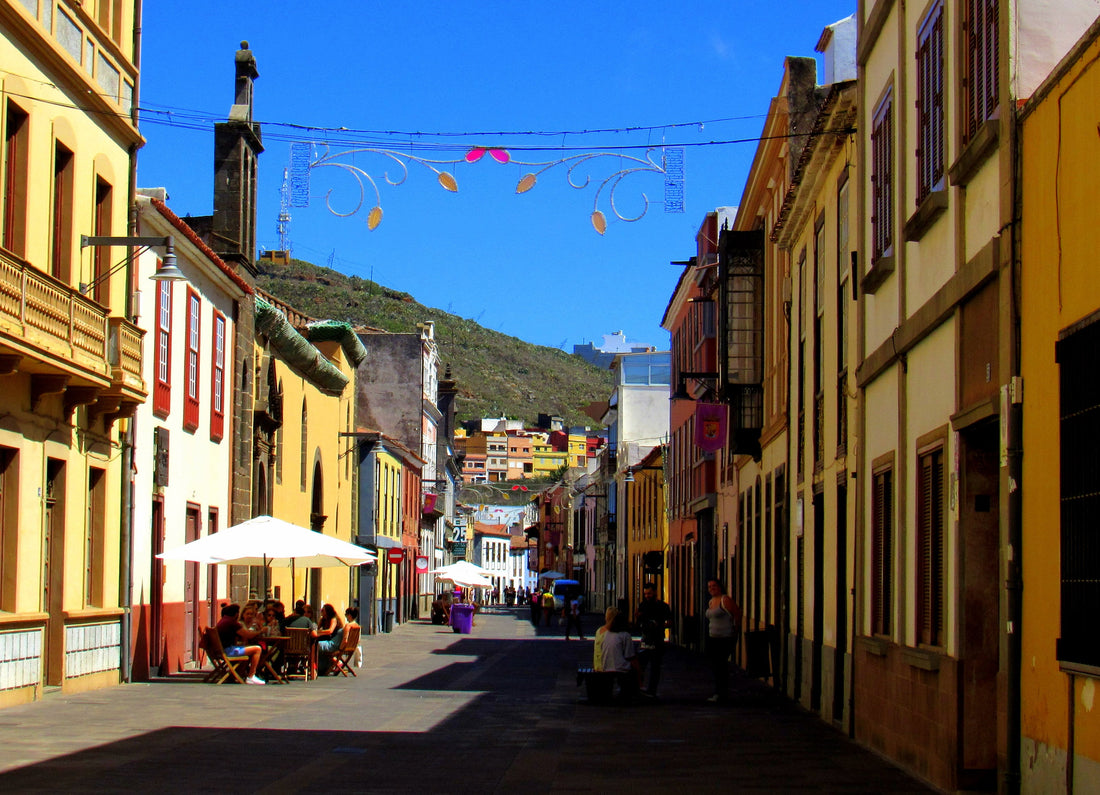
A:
[118, 0, 143, 684]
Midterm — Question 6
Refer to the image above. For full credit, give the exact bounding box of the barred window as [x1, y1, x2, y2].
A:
[1056, 318, 1100, 668]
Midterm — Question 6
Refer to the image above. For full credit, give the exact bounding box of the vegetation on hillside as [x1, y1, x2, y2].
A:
[256, 257, 613, 427]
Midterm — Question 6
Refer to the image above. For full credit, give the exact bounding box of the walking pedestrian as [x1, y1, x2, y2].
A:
[529, 588, 541, 626]
[705, 578, 741, 703]
[563, 593, 585, 640]
[540, 588, 555, 627]
[634, 582, 672, 696]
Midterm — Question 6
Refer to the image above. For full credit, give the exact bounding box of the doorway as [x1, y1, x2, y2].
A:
[183, 505, 201, 664]
[43, 458, 66, 686]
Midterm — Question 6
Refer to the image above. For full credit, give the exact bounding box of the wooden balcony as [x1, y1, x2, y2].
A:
[0, 249, 146, 416]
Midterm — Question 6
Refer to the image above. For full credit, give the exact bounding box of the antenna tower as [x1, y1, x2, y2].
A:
[277, 167, 292, 254]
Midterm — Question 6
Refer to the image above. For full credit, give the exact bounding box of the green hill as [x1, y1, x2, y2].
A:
[256, 257, 613, 427]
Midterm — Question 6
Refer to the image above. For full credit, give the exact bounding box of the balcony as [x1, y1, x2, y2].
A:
[0, 250, 145, 416]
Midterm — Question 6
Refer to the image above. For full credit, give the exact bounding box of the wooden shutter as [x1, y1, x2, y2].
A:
[872, 468, 893, 636]
[153, 278, 172, 417]
[918, 449, 945, 646]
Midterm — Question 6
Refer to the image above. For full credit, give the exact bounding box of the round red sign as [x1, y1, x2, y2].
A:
[415, 555, 429, 573]
[387, 548, 404, 564]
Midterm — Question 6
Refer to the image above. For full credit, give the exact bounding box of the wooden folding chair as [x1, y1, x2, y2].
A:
[282, 627, 313, 681]
[201, 627, 249, 684]
[328, 624, 361, 677]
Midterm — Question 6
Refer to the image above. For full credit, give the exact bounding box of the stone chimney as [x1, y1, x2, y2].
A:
[213, 41, 264, 275]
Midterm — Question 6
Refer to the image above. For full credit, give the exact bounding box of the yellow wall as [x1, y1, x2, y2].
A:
[267, 338, 356, 613]
[1019, 29, 1100, 787]
[0, 1, 140, 700]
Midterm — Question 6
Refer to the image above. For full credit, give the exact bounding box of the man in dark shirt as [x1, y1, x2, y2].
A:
[284, 599, 314, 629]
[634, 582, 672, 697]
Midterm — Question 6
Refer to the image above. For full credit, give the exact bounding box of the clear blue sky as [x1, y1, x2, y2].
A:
[138, 2, 855, 351]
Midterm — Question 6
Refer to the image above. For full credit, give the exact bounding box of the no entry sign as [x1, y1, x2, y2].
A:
[387, 548, 404, 565]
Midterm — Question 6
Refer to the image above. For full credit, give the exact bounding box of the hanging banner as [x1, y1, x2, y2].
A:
[415, 555, 429, 573]
[694, 402, 728, 452]
[422, 493, 438, 514]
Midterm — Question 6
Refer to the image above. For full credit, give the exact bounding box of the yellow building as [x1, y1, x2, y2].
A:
[531, 435, 566, 476]
[567, 431, 587, 468]
[764, 36, 858, 725]
[248, 293, 365, 614]
[0, 1, 144, 704]
[624, 447, 666, 609]
[1018, 22, 1100, 790]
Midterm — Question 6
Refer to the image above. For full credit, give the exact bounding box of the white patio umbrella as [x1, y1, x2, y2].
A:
[539, 571, 566, 580]
[157, 515, 376, 598]
[430, 560, 491, 579]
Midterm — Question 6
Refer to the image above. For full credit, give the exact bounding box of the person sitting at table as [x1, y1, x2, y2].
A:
[261, 605, 282, 637]
[284, 600, 314, 631]
[313, 603, 344, 675]
[271, 601, 287, 633]
[431, 592, 452, 625]
[215, 604, 266, 686]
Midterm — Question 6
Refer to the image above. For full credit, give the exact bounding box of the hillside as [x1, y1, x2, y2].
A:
[256, 257, 613, 427]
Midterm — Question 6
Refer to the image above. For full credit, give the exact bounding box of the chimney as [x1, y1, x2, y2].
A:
[213, 41, 264, 274]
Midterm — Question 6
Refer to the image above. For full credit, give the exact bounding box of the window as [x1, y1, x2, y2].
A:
[797, 250, 806, 480]
[300, 398, 308, 491]
[0, 446, 16, 612]
[3, 101, 28, 256]
[210, 311, 226, 441]
[51, 141, 74, 281]
[965, 0, 999, 143]
[92, 177, 112, 306]
[917, 4, 945, 202]
[870, 91, 894, 263]
[871, 466, 894, 636]
[836, 172, 850, 453]
[1056, 318, 1100, 668]
[153, 279, 172, 417]
[183, 289, 200, 431]
[813, 216, 825, 469]
[916, 447, 945, 646]
[85, 466, 106, 607]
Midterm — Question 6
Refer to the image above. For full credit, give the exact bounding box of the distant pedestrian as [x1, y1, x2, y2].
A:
[634, 582, 672, 696]
[563, 594, 585, 640]
[705, 578, 741, 703]
[529, 589, 541, 626]
[540, 588, 555, 627]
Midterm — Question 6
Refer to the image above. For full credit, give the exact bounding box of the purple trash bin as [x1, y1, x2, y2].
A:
[450, 603, 475, 634]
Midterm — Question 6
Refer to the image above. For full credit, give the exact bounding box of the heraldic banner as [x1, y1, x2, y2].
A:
[694, 402, 728, 452]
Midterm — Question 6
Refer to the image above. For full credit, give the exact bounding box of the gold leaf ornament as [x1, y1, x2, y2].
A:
[591, 210, 607, 235]
[438, 171, 458, 192]
[367, 206, 383, 230]
[516, 173, 537, 194]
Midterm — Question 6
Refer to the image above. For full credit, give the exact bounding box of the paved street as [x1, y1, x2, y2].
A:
[0, 607, 932, 793]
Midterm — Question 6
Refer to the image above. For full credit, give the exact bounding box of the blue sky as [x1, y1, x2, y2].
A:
[137, 1, 855, 351]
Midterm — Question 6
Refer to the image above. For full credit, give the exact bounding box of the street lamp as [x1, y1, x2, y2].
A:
[670, 371, 720, 401]
[79, 234, 188, 287]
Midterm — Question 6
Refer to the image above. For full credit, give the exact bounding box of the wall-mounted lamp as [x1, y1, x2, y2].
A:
[80, 235, 187, 287]
[623, 466, 663, 483]
[670, 371, 720, 402]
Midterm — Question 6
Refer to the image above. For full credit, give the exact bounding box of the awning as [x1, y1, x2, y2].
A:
[357, 534, 403, 550]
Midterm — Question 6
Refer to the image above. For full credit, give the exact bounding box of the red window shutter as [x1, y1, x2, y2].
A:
[153, 278, 172, 417]
[210, 311, 225, 441]
[183, 289, 200, 431]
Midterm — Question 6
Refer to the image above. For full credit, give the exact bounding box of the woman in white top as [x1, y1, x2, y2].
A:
[705, 578, 741, 703]
[593, 607, 640, 699]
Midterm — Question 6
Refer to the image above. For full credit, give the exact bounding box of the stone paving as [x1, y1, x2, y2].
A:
[0, 607, 935, 793]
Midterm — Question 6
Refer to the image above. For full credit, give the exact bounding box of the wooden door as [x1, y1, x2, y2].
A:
[183, 506, 201, 663]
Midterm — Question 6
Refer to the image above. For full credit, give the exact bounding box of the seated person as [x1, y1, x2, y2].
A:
[593, 607, 640, 700]
[214, 604, 266, 685]
[430, 593, 452, 625]
[284, 600, 315, 631]
[313, 603, 345, 675]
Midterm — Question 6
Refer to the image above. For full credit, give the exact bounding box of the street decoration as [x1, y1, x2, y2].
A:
[289, 141, 685, 235]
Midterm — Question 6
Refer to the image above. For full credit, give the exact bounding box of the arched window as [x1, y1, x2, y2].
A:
[300, 398, 307, 491]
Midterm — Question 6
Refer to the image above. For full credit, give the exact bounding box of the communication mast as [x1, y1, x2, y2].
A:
[276, 166, 292, 255]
